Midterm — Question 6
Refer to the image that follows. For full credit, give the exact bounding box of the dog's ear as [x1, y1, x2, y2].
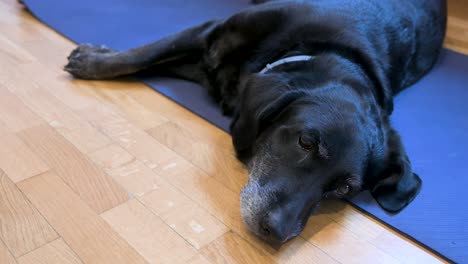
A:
[230, 81, 305, 155]
[370, 129, 422, 213]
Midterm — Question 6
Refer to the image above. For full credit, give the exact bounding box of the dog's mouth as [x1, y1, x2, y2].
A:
[240, 180, 319, 247]
[262, 224, 305, 249]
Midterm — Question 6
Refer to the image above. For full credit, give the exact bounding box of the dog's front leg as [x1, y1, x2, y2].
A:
[64, 20, 221, 79]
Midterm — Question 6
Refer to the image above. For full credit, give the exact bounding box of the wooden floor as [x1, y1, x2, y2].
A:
[0, 0, 466, 263]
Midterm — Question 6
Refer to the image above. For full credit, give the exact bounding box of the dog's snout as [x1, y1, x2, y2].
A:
[260, 211, 289, 244]
[241, 179, 314, 247]
[259, 219, 271, 236]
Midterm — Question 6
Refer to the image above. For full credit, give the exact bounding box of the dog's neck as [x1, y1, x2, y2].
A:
[259, 55, 314, 74]
[254, 52, 381, 112]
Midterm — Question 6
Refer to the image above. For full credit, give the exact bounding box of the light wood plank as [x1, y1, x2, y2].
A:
[77, 77, 233, 151]
[8, 86, 111, 154]
[141, 189, 229, 249]
[186, 254, 213, 264]
[0, 121, 49, 182]
[370, 231, 443, 264]
[138, 183, 196, 217]
[0, 25, 166, 132]
[147, 122, 247, 192]
[302, 213, 400, 264]
[0, 60, 110, 155]
[445, 0, 468, 54]
[0, 87, 43, 132]
[79, 105, 185, 175]
[101, 199, 197, 264]
[0, 239, 17, 264]
[17, 171, 147, 264]
[318, 200, 442, 263]
[0, 7, 74, 69]
[273, 238, 339, 264]
[18, 61, 168, 132]
[88, 144, 171, 198]
[317, 201, 382, 241]
[0, 170, 57, 257]
[18, 63, 102, 111]
[82, 79, 168, 130]
[17, 239, 82, 264]
[2, 22, 168, 131]
[0, 33, 35, 64]
[155, 161, 241, 230]
[200, 232, 275, 264]
[0, 0, 17, 21]
[126, 85, 233, 150]
[18, 124, 128, 213]
[0, 43, 110, 156]
[447, 0, 468, 23]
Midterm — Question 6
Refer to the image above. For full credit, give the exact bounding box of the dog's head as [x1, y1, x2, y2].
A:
[231, 75, 422, 246]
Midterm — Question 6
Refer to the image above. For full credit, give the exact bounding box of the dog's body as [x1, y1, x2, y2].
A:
[65, 0, 447, 246]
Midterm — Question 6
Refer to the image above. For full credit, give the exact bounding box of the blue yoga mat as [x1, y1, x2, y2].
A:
[22, 0, 468, 262]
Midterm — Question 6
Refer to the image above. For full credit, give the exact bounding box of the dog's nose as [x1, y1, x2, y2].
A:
[259, 212, 288, 244]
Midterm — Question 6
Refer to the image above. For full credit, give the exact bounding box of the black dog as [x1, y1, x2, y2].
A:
[64, 0, 447, 246]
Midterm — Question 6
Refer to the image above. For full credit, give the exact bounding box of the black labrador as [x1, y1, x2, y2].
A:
[64, 0, 447, 246]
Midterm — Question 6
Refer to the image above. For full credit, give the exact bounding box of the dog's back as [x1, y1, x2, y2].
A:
[249, 0, 447, 94]
[399, 0, 447, 90]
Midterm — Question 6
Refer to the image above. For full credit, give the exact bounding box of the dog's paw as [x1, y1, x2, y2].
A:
[64, 44, 116, 79]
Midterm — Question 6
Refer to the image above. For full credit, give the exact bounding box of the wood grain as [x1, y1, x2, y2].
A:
[318, 200, 441, 263]
[9, 86, 111, 154]
[79, 105, 186, 175]
[82, 79, 169, 130]
[18, 124, 128, 213]
[186, 254, 213, 264]
[17, 62, 102, 111]
[147, 122, 247, 192]
[141, 190, 229, 250]
[448, 0, 468, 19]
[126, 85, 233, 150]
[445, 1, 468, 54]
[370, 231, 443, 264]
[101, 199, 197, 264]
[0, 87, 43, 132]
[302, 213, 399, 264]
[0, 121, 49, 182]
[14, 61, 168, 131]
[17, 239, 83, 264]
[138, 183, 197, 217]
[0, 170, 57, 257]
[89, 143, 174, 197]
[200, 232, 275, 264]
[0, 239, 17, 264]
[0, 33, 35, 64]
[17, 171, 147, 264]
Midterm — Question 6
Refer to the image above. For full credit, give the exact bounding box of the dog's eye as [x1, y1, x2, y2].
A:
[335, 184, 350, 196]
[298, 135, 315, 150]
